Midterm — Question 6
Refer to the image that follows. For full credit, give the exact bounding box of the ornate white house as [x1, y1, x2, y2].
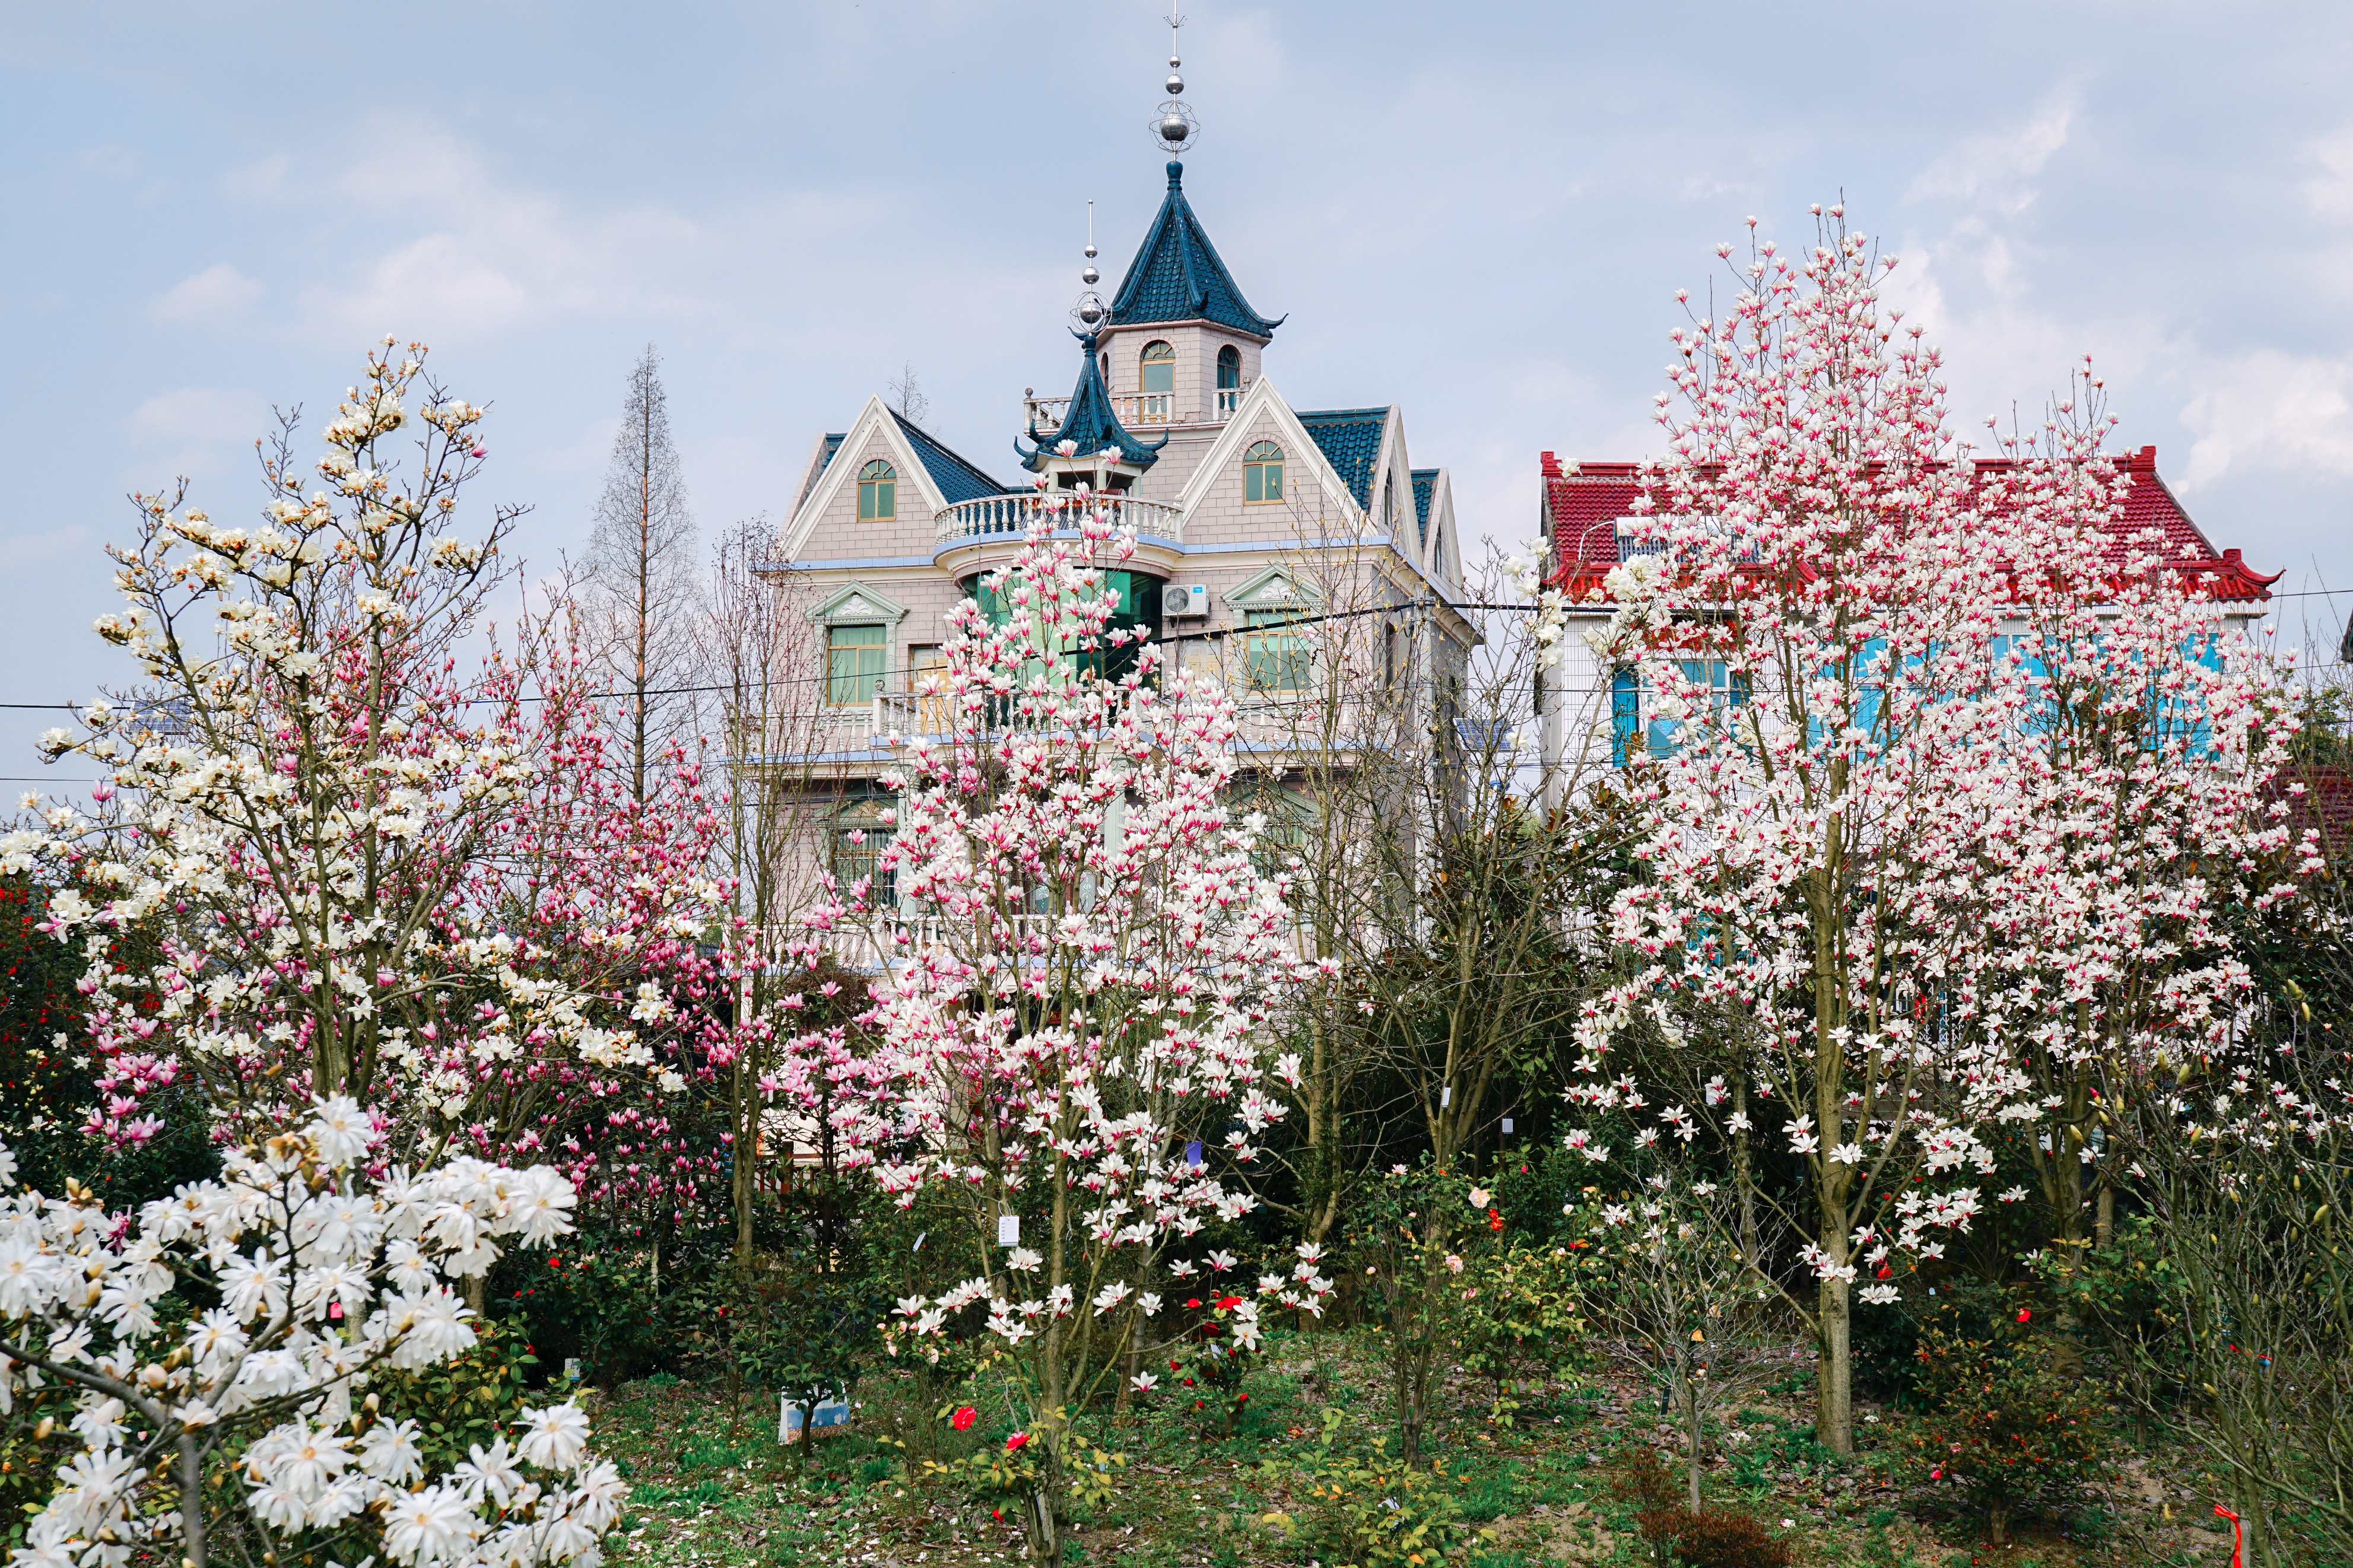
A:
[766, 131, 1477, 892]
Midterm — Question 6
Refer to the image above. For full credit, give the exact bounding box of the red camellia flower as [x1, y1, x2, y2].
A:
[2016, 1309, 2032, 1323]
[950, 1406, 977, 1432]
[1488, 1208, 1505, 1232]
[1215, 1295, 1243, 1310]
[1005, 1432, 1029, 1452]
[1184, 1298, 1202, 1309]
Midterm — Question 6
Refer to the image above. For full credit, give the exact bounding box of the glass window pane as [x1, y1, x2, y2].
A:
[827, 624, 887, 705]
[1262, 462, 1282, 501]
[1245, 464, 1264, 503]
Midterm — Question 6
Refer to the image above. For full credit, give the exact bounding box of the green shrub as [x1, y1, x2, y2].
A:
[1271, 1407, 1493, 1568]
[1906, 1296, 2107, 1545]
[368, 1317, 539, 1472]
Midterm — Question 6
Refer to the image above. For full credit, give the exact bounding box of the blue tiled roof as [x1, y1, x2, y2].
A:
[1109, 163, 1282, 338]
[1410, 468, 1437, 546]
[1017, 333, 1167, 471]
[891, 411, 1009, 504]
[1297, 408, 1390, 510]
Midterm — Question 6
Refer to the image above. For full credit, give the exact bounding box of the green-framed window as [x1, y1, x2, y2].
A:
[1244, 608, 1310, 692]
[1244, 441, 1284, 503]
[826, 623, 888, 705]
[1139, 340, 1176, 395]
[857, 460, 896, 521]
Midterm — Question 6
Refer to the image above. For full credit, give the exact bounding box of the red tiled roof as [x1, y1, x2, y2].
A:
[1538, 445, 2279, 602]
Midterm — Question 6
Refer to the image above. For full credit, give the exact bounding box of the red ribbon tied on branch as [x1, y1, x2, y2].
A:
[2214, 1505, 2241, 1568]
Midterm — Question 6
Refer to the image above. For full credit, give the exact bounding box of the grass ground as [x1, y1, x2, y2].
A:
[585, 1331, 2241, 1568]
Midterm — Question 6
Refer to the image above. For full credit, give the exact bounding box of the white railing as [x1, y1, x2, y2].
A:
[807, 911, 1315, 971]
[810, 687, 1380, 756]
[1021, 381, 1253, 433]
[936, 492, 1183, 545]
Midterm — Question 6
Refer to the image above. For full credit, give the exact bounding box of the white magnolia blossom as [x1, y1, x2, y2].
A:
[0, 1098, 617, 1568]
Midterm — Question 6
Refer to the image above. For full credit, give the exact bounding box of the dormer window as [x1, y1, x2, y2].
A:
[1244, 441, 1284, 504]
[1216, 345, 1241, 414]
[858, 460, 896, 521]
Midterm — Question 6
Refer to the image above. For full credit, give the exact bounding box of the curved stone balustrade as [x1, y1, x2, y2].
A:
[934, 492, 1183, 546]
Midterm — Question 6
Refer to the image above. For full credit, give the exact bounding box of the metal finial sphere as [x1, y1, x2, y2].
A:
[1081, 264, 1100, 285]
[1151, 100, 1198, 152]
[1072, 291, 1107, 328]
[1084, 243, 1098, 259]
[1169, 52, 1181, 68]
[1166, 71, 1184, 94]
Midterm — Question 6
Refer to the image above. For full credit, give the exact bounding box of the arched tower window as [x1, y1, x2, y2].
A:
[1216, 345, 1241, 414]
[1244, 441, 1284, 504]
[857, 460, 896, 521]
[1139, 340, 1175, 393]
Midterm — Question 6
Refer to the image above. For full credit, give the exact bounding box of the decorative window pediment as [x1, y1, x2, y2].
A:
[806, 581, 911, 627]
[1227, 565, 1318, 609]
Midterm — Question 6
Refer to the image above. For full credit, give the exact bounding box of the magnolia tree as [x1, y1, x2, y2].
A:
[1570, 211, 2022, 1452]
[4, 344, 728, 1204]
[1945, 373, 2304, 1260]
[813, 504, 1328, 1564]
[0, 1098, 622, 1568]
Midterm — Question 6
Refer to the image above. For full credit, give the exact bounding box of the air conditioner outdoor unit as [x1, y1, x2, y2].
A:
[1162, 583, 1210, 617]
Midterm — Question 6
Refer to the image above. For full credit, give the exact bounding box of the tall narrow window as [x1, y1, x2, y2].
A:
[826, 623, 888, 705]
[1139, 341, 1175, 392]
[1216, 345, 1241, 414]
[1138, 340, 1174, 424]
[857, 460, 896, 521]
[1244, 441, 1284, 503]
[1244, 608, 1310, 691]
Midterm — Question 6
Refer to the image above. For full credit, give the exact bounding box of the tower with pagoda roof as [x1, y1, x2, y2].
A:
[765, 20, 1477, 921]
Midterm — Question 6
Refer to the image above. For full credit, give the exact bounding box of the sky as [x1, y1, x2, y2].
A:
[4, 1, 2352, 785]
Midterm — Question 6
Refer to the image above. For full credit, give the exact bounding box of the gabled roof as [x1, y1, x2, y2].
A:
[891, 411, 1008, 503]
[1410, 468, 1438, 548]
[1539, 446, 2279, 602]
[1298, 408, 1390, 510]
[1018, 333, 1167, 471]
[1109, 161, 1282, 338]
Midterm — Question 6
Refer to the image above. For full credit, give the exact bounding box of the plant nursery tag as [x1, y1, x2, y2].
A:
[913, 1231, 926, 1252]
[1186, 1141, 1203, 1168]
[998, 1213, 1020, 1247]
[564, 1359, 582, 1382]
[1441, 1086, 1452, 1108]
[1501, 1118, 1514, 1134]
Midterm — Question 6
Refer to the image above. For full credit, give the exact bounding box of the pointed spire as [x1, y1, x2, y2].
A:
[1016, 332, 1168, 472]
[1109, 163, 1282, 337]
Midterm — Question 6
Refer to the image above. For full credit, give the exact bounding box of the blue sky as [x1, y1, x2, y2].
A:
[4, 1, 2351, 782]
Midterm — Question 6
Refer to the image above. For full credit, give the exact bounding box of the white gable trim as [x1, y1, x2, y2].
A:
[806, 580, 911, 627]
[780, 396, 954, 561]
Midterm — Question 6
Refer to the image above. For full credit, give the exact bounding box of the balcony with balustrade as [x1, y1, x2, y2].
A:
[1021, 381, 1248, 435]
[932, 491, 1185, 578]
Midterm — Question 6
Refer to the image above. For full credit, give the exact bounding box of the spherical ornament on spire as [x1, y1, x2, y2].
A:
[1072, 291, 1107, 329]
[1081, 264, 1100, 286]
[1166, 72, 1184, 94]
[1151, 100, 1198, 153]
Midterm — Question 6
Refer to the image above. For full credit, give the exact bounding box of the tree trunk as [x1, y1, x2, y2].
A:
[1815, 1255, 1853, 1454]
[1681, 1357, 1703, 1512]
[1987, 1494, 2010, 1547]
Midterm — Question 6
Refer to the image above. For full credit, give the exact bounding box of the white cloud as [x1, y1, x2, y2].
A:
[152, 262, 263, 322]
[2179, 349, 2353, 490]
[1906, 90, 2076, 215]
[294, 129, 716, 342]
[128, 387, 264, 444]
[2302, 126, 2353, 221]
